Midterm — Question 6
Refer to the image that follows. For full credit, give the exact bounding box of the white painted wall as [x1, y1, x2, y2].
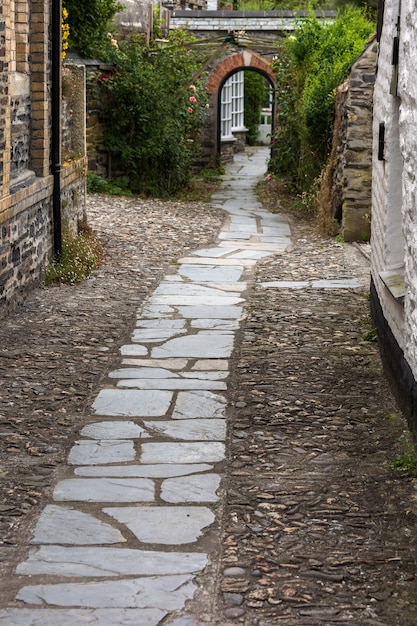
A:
[371, 0, 417, 376]
[398, 0, 417, 376]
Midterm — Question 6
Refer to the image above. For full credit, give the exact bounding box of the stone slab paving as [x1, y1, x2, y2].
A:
[0, 147, 291, 625]
[0, 148, 367, 625]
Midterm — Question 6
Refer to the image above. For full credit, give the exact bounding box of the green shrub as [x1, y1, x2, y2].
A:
[388, 434, 417, 477]
[62, 0, 123, 58]
[87, 172, 133, 196]
[96, 32, 209, 197]
[45, 220, 104, 285]
[269, 8, 374, 195]
[244, 71, 269, 145]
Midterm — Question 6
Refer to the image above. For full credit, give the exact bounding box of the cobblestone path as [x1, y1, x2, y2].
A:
[0, 148, 417, 626]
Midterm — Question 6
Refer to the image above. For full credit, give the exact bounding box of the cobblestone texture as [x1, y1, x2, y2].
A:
[0, 159, 417, 625]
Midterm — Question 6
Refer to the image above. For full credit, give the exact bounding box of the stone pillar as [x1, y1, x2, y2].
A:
[30, 0, 51, 178]
[0, 1, 11, 196]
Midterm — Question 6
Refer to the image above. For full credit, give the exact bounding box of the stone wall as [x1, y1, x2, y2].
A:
[0, 1, 87, 316]
[323, 37, 377, 242]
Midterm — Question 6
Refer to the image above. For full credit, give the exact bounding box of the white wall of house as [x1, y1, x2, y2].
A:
[397, 0, 417, 378]
[371, 0, 406, 353]
[372, 0, 417, 406]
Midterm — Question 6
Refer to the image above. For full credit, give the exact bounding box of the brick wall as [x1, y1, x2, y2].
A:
[0, 0, 87, 316]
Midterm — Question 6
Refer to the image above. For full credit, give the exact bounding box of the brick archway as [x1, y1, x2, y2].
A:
[206, 49, 275, 94]
[203, 49, 276, 163]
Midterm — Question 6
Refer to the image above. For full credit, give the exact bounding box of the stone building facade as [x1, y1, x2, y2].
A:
[370, 0, 417, 431]
[0, 0, 86, 316]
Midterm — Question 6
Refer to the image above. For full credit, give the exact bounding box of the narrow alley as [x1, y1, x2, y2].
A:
[0, 148, 416, 626]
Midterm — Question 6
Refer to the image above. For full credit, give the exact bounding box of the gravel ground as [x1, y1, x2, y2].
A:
[1, 191, 417, 626]
[211, 216, 417, 626]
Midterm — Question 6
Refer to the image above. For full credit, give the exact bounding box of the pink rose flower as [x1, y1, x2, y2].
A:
[189, 96, 197, 103]
[188, 107, 193, 113]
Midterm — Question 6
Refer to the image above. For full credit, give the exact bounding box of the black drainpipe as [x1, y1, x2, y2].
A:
[51, 0, 62, 259]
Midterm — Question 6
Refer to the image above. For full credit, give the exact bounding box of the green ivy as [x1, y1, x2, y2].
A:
[269, 8, 374, 194]
[97, 32, 209, 197]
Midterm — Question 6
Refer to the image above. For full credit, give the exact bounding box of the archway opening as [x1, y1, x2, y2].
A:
[217, 68, 275, 161]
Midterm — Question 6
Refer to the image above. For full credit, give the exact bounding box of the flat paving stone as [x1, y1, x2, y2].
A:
[103, 506, 215, 544]
[80, 421, 149, 440]
[0, 609, 168, 626]
[116, 378, 227, 391]
[140, 442, 225, 464]
[68, 440, 136, 465]
[120, 344, 148, 356]
[178, 264, 244, 282]
[161, 474, 221, 503]
[192, 247, 237, 258]
[181, 371, 228, 380]
[143, 419, 226, 441]
[121, 358, 188, 370]
[219, 232, 252, 240]
[75, 463, 213, 478]
[172, 390, 226, 419]
[141, 304, 176, 318]
[148, 294, 244, 306]
[151, 333, 234, 359]
[176, 305, 243, 319]
[259, 280, 310, 289]
[226, 250, 271, 259]
[16, 546, 207, 577]
[311, 278, 362, 289]
[30, 505, 126, 545]
[109, 367, 180, 379]
[154, 283, 241, 297]
[136, 319, 186, 329]
[192, 359, 229, 371]
[165, 618, 197, 626]
[190, 318, 239, 330]
[131, 328, 187, 343]
[16, 574, 197, 610]
[179, 257, 256, 267]
[53, 478, 155, 502]
[92, 389, 172, 417]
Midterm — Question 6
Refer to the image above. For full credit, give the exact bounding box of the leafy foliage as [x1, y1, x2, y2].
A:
[269, 8, 374, 194]
[97, 32, 209, 197]
[388, 434, 417, 477]
[45, 220, 104, 285]
[87, 172, 134, 196]
[62, 0, 123, 57]
[244, 72, 269, 146]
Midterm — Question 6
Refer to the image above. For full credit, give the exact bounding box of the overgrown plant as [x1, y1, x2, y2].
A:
[45, 220, 104, 285]
[97, 32, 209, 196]
[388, 434, 417, 477]
[269, 8, 374, 196]
[244, 71, 269, 145]
[62, 0, 123, 57]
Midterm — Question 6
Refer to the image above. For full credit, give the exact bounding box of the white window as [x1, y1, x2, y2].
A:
[221, 72, 245, 139]
[221, 78, 232, 139]
[231, 72, 244, 130]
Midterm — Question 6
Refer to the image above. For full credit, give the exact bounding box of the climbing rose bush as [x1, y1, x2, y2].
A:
[97, 32, 209, 197]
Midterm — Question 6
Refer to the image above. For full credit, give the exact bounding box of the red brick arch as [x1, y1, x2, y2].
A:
[206, 50, 276, 94]
[203, 49, 276, 163]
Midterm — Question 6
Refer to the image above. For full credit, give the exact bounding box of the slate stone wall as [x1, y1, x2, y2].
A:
[325, 38, 377, 242]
